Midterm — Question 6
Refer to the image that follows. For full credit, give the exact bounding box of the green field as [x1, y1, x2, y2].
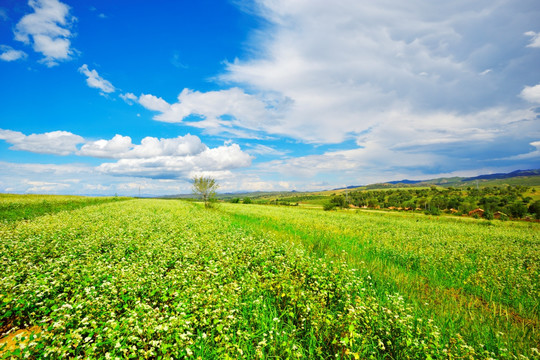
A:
[1, 197, 539, 358]
[0, 194, 130, 222]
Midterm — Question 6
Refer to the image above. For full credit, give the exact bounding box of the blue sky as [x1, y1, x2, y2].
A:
[0, 0, 539, 196]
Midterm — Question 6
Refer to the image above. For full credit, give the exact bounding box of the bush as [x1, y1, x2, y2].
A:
[230, 198, 240, 203]
[243, 197, 252, 204]
[424, 207, 441, 216]
[323, 202, 335, 211]
[528, 200, 540, 219]
[506, 201, 527, 218]
[331, 195, 347, 208]
[484, 210, 494, 220]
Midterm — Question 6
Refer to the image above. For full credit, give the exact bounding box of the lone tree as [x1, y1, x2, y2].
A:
[192, 176, 219, 208]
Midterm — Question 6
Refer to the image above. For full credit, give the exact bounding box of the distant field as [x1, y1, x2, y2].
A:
[1, 197, 538, 358]
[0, 194, 130, 222]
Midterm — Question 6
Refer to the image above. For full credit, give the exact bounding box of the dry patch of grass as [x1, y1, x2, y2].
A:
[0, 326, 42, 355]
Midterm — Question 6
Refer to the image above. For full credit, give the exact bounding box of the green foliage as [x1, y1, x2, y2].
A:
[222, 203, 539, 358]
[424, 207, 441, 216]
[331, 195, 347, 208]
[529, 200, 540, 219]
[334, 185, 537, 218]
[1, 199, 538, 359]
[0, 194, 129, 222]
[192, 176, 219, 208]
[323, 202, 335, 211]
[229, 197, 240, 203]
[506, 201, 527, 218]
[242, 197, 252, 204]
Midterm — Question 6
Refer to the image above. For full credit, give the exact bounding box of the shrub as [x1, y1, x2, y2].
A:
[528, 200, 540, 219]
[424, 207, 441, 216]
[323, 202, 335, 211]
[506, 201, 527, 218]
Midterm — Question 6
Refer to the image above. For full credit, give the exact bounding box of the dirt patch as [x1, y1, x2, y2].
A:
[0, 326, 42, 355]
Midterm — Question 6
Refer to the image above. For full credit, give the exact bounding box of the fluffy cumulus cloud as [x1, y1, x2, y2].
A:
[0, 45, 27, 62]
[520, 84, 540, 103]
[0, 128, 83, 155]
[139, 94, 171, 113]
[0, 129, 252, 181]
[14, 0, 75, 66]
[78, 134, 207, 159]
[78, 64, 116, 94]
[138, 88, 288, 138]
[97, 143, 252, 180]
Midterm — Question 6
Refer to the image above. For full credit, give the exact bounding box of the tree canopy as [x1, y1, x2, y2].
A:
[192, 176, 219, 208]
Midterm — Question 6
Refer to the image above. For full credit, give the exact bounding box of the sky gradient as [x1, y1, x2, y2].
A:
[0, 0, 539, 196]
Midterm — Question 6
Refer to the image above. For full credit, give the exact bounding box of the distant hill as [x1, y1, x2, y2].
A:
[461, 169, 540, 182]
[332, 185, 363, 190]
[158, 169, 539, 199]
[386, 179, 423, 185]
[366, 169, 540, 189]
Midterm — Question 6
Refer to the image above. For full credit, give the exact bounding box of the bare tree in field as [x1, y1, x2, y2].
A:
[192, 176, 219, 208]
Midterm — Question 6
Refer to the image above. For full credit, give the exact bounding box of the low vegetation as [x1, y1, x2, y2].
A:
[0, 194, 129, 222]
[263, 185, 539, 219]
[1, 195, 538, 358]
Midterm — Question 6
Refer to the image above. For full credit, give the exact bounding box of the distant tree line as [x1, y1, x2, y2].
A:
[325, 185, 539, 220]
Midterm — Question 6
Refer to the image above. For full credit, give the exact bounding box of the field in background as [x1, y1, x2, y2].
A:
[1, 196, 538, 358]
[0, 194, 130, 222]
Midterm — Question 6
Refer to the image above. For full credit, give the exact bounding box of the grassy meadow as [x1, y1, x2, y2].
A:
[0, 196, 538, 358]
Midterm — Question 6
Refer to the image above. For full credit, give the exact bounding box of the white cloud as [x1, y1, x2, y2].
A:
[198, 0, 537, 146]
[126, 0, 538, 161]
[245, 144, 287, 156]
[520, 84, 540, 103]
[14, 0, 75, 66]
[524, 31, 540, 48]
[0, 161, 190, 196]
[78, 134, 207, 159]
[78, 64, 116, 94]
[84, 184, 111, 191]
[97, 143, 252, 180]
[24, 179, 71, 192]
[77, 134, 133, 158]
[0, 129, 252, 179]
[252, 105, 539, 183]
[120, 92, 138, 104]
[138, 88, 286, 137]
[0, 128, 84, 155]
[0, 45, 27, 62]
[0, 128, 253, 182]
[138, 94, 171, 112]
